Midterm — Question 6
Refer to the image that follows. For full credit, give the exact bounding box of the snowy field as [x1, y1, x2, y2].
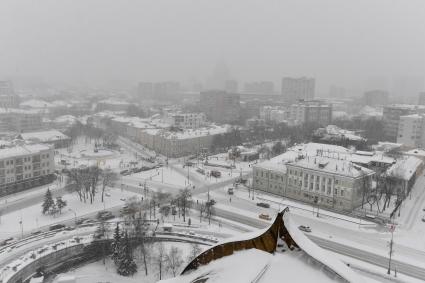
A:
[53, 241, 203, 283]
[0, 187, 138, 239]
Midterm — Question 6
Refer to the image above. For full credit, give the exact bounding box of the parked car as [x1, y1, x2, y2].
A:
[49, 224, 66, 231]
[422, 216, 425, 222]
[259, 213, 271, 221]
[210, 170, 221, 178]
[256, 202, 270, 208]
[196, 168, 205, 175]
[97, 211, 114, 220]
[120, 170, 130, 175]
[298, 225, 312, 232]
[75, 218, 89, 225]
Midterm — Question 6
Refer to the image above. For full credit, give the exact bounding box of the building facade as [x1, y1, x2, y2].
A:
[363, 90, 389, 106]
[0, 109, 43, 133]
[382, 105, 423, 142]
[281, 77, 315, 105]
[289, 100, 332, 126]
[0, 144, 55, 197]
[170, 113, 206, 129]
[200, 90, 240, 124]
[0, 81, 20, 109]
[253, 156, 374, 212]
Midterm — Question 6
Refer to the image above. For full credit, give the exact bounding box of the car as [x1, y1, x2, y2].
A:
[97, 211, 114, 220]
[196, 168, 205, 175]
[298, 225, 312, 232]
[207, 199, 216, 206]
[75, 218, 89, 225]
[210, 170, 221, 178]
[120, 170, 130, 176]
[256, 202, 270, 208]
[120, 198, 126, 201]
[422, 216, 425, 222]
[259, 213, 271, 221]
[30, 230, 42, 236]
[132, 167, 143, 173]
[104, 192, 111, 197]
[49, 224, 66, 231]
[227, 187, 234, 195]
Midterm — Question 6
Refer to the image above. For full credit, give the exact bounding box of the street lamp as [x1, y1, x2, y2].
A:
[69, 208, 77, 225]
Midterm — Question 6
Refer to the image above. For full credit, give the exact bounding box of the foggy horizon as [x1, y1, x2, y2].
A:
[1, 0, 425, 96]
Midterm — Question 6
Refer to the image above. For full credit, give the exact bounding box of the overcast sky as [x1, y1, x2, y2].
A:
[1, 0, 425, 94]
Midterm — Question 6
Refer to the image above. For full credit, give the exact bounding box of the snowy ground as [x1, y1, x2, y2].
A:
[0, 187, 138, 239]
[55, 136, 143, 171]
[53, 241, 203, 283]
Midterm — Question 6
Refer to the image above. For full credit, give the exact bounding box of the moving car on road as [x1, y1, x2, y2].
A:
[259, 213, 271, 221]
[298, 225, 312, 232]
[256, 202, 270, 208]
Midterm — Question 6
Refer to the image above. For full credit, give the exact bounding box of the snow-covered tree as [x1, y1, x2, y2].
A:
[42, 188, 54, 215]
[117, 232, 137, 276]
[155, 242, 167, 280]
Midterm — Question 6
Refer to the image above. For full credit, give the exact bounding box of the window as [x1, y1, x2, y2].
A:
[341, 190, 344, 197]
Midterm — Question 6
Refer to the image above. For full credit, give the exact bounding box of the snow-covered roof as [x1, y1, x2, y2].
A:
[0, 108, 42, 115]
[288, 156, 374, 178]
[145, 125, 230, 140]
[0, 143, 52, 159]
[20, 99, 55, 108]
[19, 130, 69, 144]
[405, 148, 425, 157]
[53, 115, 77, 124]
[98, 99, 130, 105]
[387, 156, 423, 181]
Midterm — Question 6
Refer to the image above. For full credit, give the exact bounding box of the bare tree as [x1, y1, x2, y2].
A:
[166, 246, 184, 277]
[101, 169, 118, 202]
[177, 188, 192, 222]
[155, 242, 167, 280]
[187, 243, 202, 262]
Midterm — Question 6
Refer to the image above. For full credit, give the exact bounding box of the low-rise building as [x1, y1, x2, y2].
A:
[253, 143, 377, 212]
[137, 125, 230, 157]
[18, 130, 71, 149]
[386, 156, 423, 196]
[0, 143, 55, 197]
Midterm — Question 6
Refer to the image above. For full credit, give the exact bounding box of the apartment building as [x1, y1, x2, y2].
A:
[0, 109, 44, 133]
[289, 100, 332, 126]
[0, 81, 20, 108]
[200, 90, 240, 124]
[0, 143, 55, 197]
[281, 77, 315, 105]
[382, 104, 425, 142]
[169, 113, 206, 129]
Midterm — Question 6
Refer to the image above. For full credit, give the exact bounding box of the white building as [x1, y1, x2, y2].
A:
[253, 143, 376, 212]
[0, 108, 44, 133]
[397, 114, 425, 147]
[259, 106, 287, 123]
[0, 143, 55, 197]
[18, 130, 71, 149]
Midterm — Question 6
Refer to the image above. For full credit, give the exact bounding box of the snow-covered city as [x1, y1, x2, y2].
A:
[1, 1, 425, 282]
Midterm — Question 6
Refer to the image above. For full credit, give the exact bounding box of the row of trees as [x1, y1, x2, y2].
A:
[65, 166, 118, 204]
[105, 221, 202, 279]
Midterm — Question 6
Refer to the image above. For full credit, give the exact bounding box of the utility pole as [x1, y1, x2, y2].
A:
[387, 224, 395, 275]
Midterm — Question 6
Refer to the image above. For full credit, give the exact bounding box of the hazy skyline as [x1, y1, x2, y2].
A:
[1, 0, 425, 95]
